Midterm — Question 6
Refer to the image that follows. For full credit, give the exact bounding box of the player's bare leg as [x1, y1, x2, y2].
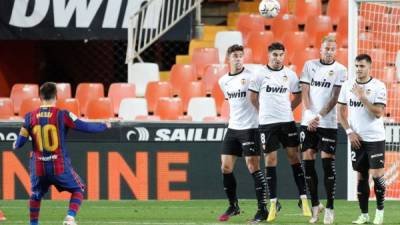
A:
[321, 152, 336, 224]
[370, 168, 385, 225]
[219, 155, 240, 222]
[246, 156, 268, 223]
[286, 147, 311, 217]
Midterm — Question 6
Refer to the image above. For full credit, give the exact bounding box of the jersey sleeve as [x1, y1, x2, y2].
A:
[374, 83, 387, 105]
[63, 111, 108, 132]
[337, 81, 348, 105]
[289, 71, 301, 94]
[299, 61, 311, 84]
[334, 68, 347, 87]
[248, 73, 262, 93]
[218, 77, 229, 100]
[14, 113, 31, 149]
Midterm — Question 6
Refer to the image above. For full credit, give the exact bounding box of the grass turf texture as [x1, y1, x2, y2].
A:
[0, 200, 398, 224]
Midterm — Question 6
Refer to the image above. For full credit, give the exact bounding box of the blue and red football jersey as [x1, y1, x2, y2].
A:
[15, 106, 107, 176]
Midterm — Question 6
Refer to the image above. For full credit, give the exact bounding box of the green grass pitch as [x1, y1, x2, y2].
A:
[0, 200, 398, 224]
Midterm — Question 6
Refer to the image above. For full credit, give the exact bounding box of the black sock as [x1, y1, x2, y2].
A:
[373, 176, 385, 210]
[304, 160, 319, 207]
[322, 158, 336, 209]
[223, 173, 238, 206]
[265, 166, 277, 199]
[252, 170, 267, 210]
[291, 163, 307, 196]
[358, 171, 370, 214]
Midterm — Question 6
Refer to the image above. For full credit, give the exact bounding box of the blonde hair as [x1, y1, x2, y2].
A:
[321, 35, 336, 45]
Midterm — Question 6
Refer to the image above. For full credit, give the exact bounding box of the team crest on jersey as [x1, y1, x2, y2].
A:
[328, 70, 334, 76]
[282, 75, 288, 82]
[366, 89, 371, 96]
[240, 79, 246, 85]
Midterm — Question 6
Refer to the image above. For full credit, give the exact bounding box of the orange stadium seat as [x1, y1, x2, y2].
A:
[327, 0, 348, 25]
[377, 66, 397, 83]
[145, 81, 172, 113]
[371, 13, 400, 33]
[279, 0, 289, 15]
[305, 15, 334, 47]
[135, 115, 160, 121]
[188, 39, 214, 55]
[336, 48, 348, 67]
[282, 31, 311, 61]
[55, 83, 71, 100]
[211, 83, 225, 114]
[180, 81, 206, 112]
[108, 83, 136, 115]
[170, 64, 197, 96]
[19, 98, 41, 117]
[386, 83, 400, 121]
[294, 0, 322, 25]
[336, 32, 348, 49]
[368, 48, 387, 69]
[236, 14, 265, 41]
[358, 31, 375, 49]
[86, 97, 114, 119]
[202, 26, 229, 41]
[154, 97, 184, 120]
[0, 98, 14, 119]
[75, 83, 104, 116]
[243, 47, 254, 64]
[271, 14, 297, 41]
[203, 64, 229, 93]
[336, 16, 348, 38]
[247, 31, 274, 64]
[56, 98, 80, 116]
[10, 84, 39, 115]
[191, 48, 220, 78]
[376, 33, 400, 63]
[290, 47, 319, 74]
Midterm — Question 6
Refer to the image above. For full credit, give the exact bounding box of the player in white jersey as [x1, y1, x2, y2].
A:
[338, 54, 386, 225]
[217, 45, 268, 223]
[299, 35, 347, 224]
[249, 42, 311, 222]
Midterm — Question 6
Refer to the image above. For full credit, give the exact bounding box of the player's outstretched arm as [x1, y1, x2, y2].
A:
[291, 93, 301, 110]
[64, 111, 110, 133]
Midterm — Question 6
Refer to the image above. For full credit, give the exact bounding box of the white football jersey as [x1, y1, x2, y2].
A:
[338, 77, 386, 141]
[300, 59, 347, 129]
[218, 68, 259, 130]
[249, 65, 301, 124]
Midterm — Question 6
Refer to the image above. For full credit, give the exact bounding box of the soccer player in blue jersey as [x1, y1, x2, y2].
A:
[13, 82, 111, 225]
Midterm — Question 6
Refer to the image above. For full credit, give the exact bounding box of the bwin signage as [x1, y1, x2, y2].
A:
[9, 0, 161, 29]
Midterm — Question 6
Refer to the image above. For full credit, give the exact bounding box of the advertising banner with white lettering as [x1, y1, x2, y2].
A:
[0, 122, 348, 200]
[0, 0, 192, 40]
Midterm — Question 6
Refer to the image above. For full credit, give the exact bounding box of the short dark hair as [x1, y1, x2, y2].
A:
[39, 82, 57, 101]
[227, 44, 244, 56]
[355, 54, 372, 64]
[268, 42, 285, 52]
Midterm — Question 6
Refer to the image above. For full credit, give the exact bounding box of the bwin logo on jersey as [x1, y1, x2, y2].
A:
[227, 89, 246, 99]
[349, 99, 364, 107]
[126, 127, 150, 141]
[310, 78, 331, 88]
[266, 85, 287, 93]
